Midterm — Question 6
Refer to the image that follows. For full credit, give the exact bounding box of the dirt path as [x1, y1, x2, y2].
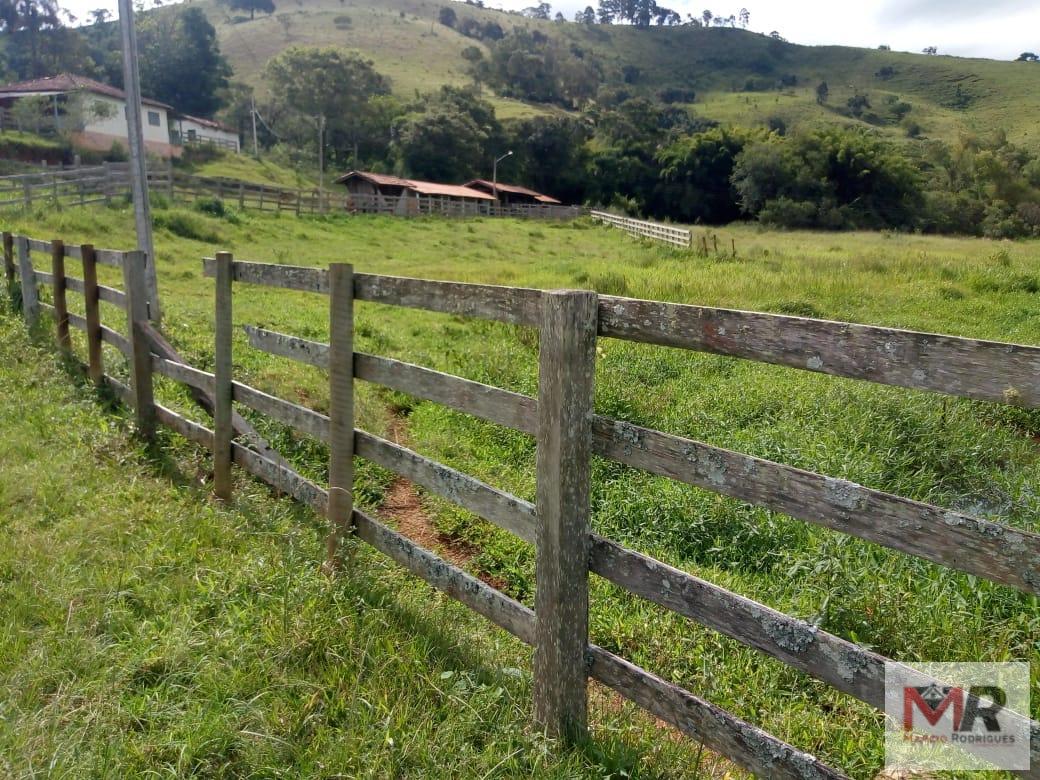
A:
[377, 413, 478, 570]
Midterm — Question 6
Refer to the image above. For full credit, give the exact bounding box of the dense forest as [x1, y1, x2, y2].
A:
[0, 0, 1038, 237]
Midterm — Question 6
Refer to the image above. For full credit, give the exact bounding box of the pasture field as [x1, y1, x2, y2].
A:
[2, 201, 1039, 777]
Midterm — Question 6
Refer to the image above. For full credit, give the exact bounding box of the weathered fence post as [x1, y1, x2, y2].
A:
[121, 250, 156, 439]
[16, 236, 39, 326]
[51, 239, 70, 353]
[326, 262, 355, 571]
[533, 289, 598, 743]
[213, 251, 234, 500]
[2, 231, 14, 290]
[81, 243, 103, 385]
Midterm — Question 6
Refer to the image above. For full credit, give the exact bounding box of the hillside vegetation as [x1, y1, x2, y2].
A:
[2, 202, 1038, 776]
[199, 0, 1040, 148]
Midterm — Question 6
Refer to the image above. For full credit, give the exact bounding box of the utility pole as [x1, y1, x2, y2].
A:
[318, 113, 326, 211]
[118, 0, 160, 323]
[251, 95, 259, 158]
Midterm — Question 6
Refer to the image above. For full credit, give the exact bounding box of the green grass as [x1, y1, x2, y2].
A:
[2, 203, 1039, 777]
[178, 151, 319, 189]
[0, 272, 716, 778]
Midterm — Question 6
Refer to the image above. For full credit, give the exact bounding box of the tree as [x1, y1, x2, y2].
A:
[10, 0, 62, 77]
[222, 0, 276, 21]
[438, 5, 456, 27]
[815, 81, 828, 104]
[524, 2, 551, 19]
[577, 5, 596, 23]
[393, 86, 502, 181]
[701, 9, 712, 25]
[1016, 52, 1039, 62]
[507, 115, 590, 203]
[738, 7, 749, 27]
[89, 7, 110, 25]
[922, 45, 937, 55]
[138, 7, 232, 117]
[846, 93, 870, 117]
[657, 126, 759, 223]
[266, 46, 391, 166]
[731, 128, 921, 229]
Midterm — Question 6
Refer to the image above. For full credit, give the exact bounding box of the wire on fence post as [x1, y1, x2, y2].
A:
[326, 262, 355, 572]
[51, 239, 70, 354]
[16, 236, 38, 326]
[533, 289, 597, 744]
[121, 249, 156, 439]
[81, 244, 103, 385]
[213, 250, 234, 501]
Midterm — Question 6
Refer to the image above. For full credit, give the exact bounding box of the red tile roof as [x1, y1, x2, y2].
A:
[0, 73, 172, 109]
[408, 180, 495, 200]
[336, 171, 495, 201]
[465, 179, 562, 204]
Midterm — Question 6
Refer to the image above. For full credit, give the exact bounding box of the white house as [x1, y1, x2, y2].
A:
[0, 73, 240, 158]
[172, 114, 240, 153]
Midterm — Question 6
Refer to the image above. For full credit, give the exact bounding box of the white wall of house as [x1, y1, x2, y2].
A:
[81, 94, 170, 145]
[73, 93, 175, 157]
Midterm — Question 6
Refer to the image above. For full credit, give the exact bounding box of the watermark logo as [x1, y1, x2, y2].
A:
[885, 662, 1030, 771]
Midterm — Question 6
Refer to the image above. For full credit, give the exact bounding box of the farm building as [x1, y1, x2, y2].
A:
[0, 73, 241, 158]
[171, 114, 240, 153]
[0, 74, 176, 157]
[336, 170, 495, 215]
[464, 179, 561, 205]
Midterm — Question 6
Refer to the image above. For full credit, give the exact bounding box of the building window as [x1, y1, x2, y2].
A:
[147, 110, 161, 127]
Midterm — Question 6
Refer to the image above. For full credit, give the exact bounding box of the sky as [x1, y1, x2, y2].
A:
[60, 0, 1038, 60]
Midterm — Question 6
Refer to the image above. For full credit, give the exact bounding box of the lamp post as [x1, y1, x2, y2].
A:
[492, 150, 513, 201]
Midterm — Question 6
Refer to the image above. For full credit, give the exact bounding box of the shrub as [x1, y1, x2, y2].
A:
[153, 209, 223, 243]
[758, 197, 818, 228]
[981, 201, 1028, 239]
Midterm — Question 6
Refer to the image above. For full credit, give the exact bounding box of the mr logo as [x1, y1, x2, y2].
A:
[903, 683, 1006, 733]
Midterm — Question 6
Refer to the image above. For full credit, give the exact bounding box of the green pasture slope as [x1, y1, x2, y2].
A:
[2, 201, 1039, 777]
[193, 0, 1040, 148]
[0, 270, 708, 775]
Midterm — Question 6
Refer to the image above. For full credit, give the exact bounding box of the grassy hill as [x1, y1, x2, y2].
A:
[192, 0, 1040, 148]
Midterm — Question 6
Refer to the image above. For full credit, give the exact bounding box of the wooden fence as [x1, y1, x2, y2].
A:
[591, 210, 692, 248]
[4, 230, 1040, 779]
[0, 164, 582, 220]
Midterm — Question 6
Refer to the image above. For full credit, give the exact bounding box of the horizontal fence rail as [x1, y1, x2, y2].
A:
[590, 210, 692, 248]
[7, 237, 1040, 777]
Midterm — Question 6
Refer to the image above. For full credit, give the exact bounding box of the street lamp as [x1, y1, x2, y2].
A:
[492, 150, 513, 201]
